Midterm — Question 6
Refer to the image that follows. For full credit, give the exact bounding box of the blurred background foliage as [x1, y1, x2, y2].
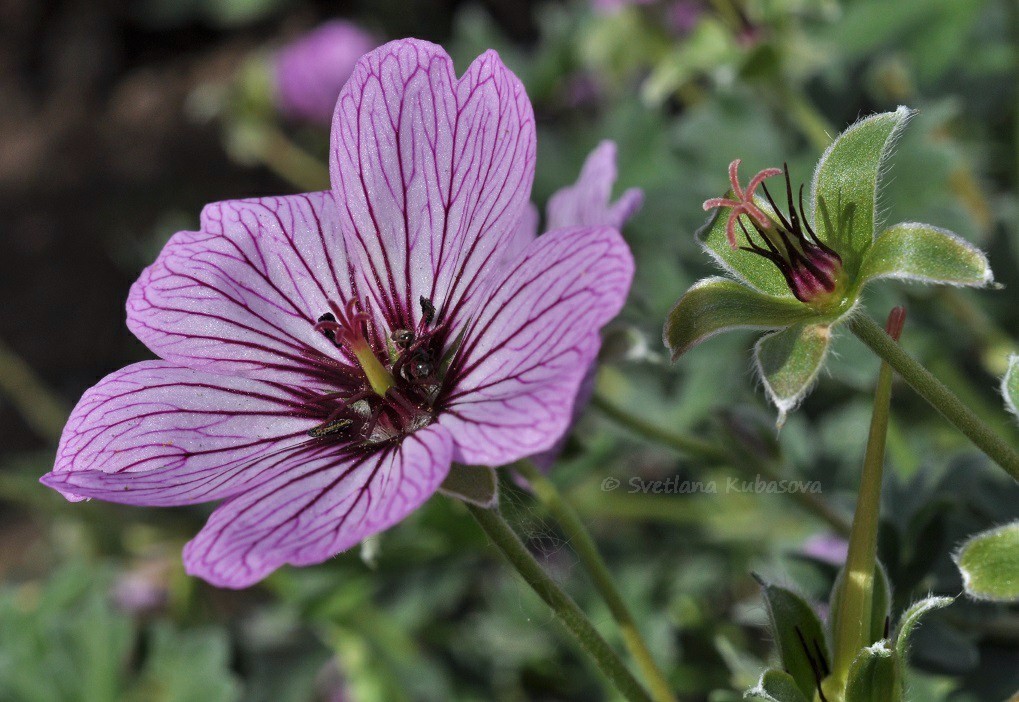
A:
[1, 0, 1017, 700]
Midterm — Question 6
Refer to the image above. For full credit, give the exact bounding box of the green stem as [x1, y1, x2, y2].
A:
[591, 394, 725, 463]
[832, 310, 899, 684]
[847, 313, 1019, 480]
[0, 337, 69, 443]
[592, 394, 851, 535]
[465, 502, 655, 702]
[514, 461, 677, 702]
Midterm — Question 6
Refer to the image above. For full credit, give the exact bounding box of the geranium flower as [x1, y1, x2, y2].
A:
[665, 107, 993, 425]
[274, 20, 377, 124]
[42, 39, 634, 588]
[528, 140, 643, 468]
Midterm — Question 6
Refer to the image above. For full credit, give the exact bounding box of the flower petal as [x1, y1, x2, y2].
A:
[183, 425, 453, 588]
[664, 276, 818, 360]
[441, 226, 633, 466]
[329, 39, 536, 331]
[858, 222, 993, 288]
[754, 323, 832, 428]
[128, 192, 353, 384]
[41, 361, 319, 505]
[546, 140, 644, 231]
[499, 202, 539, 268]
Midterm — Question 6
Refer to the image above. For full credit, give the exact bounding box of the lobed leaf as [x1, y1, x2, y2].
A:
[952, 522, 1019, 602]
[664, 277, 816, 360]
[754, 323, 832, 427]
[859, 223, 993, 288]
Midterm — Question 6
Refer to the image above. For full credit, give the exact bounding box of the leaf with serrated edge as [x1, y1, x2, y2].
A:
[1002, 355, 1019, 422]
[664, 277, 816, 360]
[953, 522, 1019, 602]
[859, 223, 993, 288]
[744, 669, 811, 702]
[893, 595, 953, 662]
[754, 323, 832, 427]
[811, 106, 914, 276]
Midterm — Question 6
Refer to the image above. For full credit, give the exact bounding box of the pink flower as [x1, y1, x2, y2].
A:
[42, 40, 633, 589]
[274, 20, 377, 124]
[529, 141, 643, 468]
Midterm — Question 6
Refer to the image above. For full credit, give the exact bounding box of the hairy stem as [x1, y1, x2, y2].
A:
[466, 502, 655, 702]
[514, 461, 677, 702]
[847, 313, 1019, 480]
[832, 308, 901, 684]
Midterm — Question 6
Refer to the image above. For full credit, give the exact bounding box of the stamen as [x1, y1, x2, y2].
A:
[705, 161, 844, 305]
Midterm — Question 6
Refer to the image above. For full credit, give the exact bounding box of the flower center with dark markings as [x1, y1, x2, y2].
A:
[307, 297, 448, 445]
[736, 164, 846, 307]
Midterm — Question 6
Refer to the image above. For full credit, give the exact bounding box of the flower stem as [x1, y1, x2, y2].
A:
[591, 394, 725, 462]
[847, 312, 1019, 480]
[592, 394, 851, 535]
[514, 461, 677, 702]
[832, 308, 902, 684]
[0, 336, 69, 443]
[465, 502, 655, 702]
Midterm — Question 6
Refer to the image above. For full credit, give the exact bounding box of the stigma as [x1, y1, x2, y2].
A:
[705, 160, 844, 306]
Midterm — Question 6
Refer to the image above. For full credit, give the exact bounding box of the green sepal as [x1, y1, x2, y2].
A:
[1002, 355, 1019, 422]
[755, 576, 830, 701]
[744, 669, 811, 702]
[811, 106, 914, 276]
[893, 595, 954, 662]
[844, 641, 902, 702]
[754, 323, 832, 427]
[664, 277, 816, 360]
[858, 223, 993, 288]
[697, 205, 797, 299]
[829, 562, 893, 655]
[952, 521, 1019, 602]
[439, 464, 498, 508]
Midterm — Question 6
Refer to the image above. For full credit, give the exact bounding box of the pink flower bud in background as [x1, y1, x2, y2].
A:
[274, 20, 377, 124]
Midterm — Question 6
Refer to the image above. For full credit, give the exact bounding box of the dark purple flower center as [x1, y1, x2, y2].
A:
[736, 164, 844, 305]
[307, 297, 448, 445]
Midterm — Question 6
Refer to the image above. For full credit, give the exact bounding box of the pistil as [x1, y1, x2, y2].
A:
[315, 299, 396, 397]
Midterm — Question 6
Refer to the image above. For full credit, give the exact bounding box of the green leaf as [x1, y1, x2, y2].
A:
[845, 641, 902, 702]
[664, 277, 816, 360]
[1002, 354, 1019, 422]
[858, 223, 993, 288]
[754, 323, 832, 427]
[744, 669, 811, 702]
[128, 624, 241, 702]
[439, 464, 499, 507]
[893, 595, 954, 662]
[952, 521, 1019, 602]
[811, 107, 914, 275]
[697, 206, 797, 299]
[756, 577, 829, 701]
